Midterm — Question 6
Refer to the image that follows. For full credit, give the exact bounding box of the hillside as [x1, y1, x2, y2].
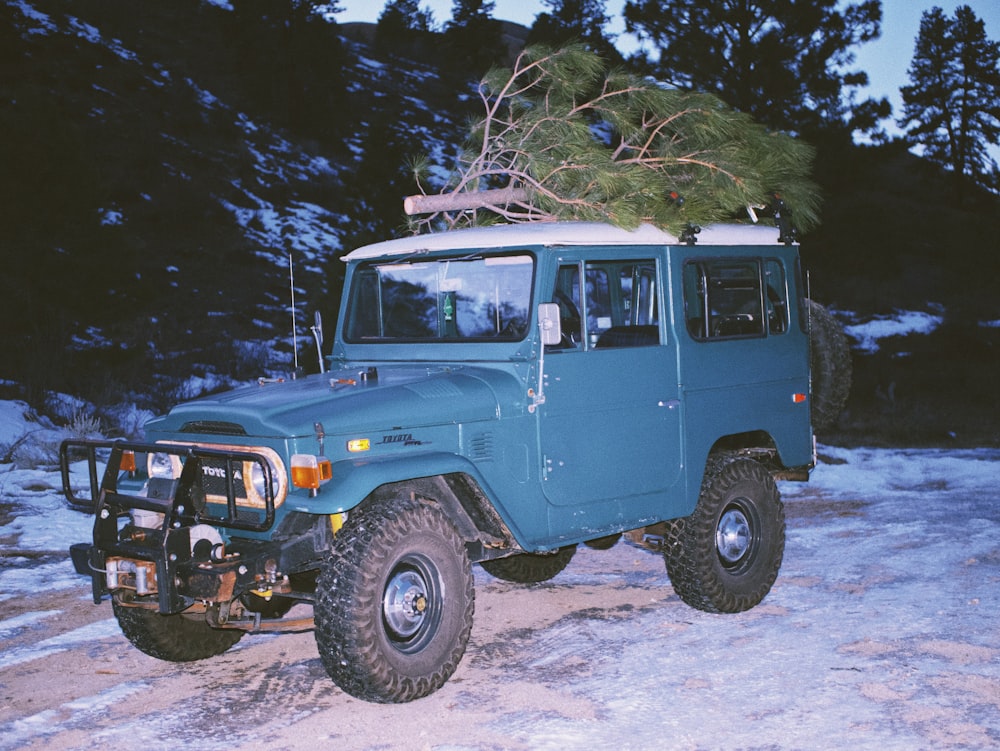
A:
[2, 0, 468, 416]
[2, 0, 998, 447]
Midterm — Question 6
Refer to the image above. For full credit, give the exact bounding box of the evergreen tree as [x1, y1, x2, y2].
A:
[230, 0, 349, 144]
[442, 0, 507, 75]
[344, 111, 421, 250]
[375, 0, 436, 58]
[622, 0, 884, 137]
[527, 0, 620, 62]
[899, 5, 1000, 201]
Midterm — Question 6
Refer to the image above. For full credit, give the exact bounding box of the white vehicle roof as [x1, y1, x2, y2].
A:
[343, 221, 786, 261]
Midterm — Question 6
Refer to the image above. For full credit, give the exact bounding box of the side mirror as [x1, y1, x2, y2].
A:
[537, 303, 562, 346]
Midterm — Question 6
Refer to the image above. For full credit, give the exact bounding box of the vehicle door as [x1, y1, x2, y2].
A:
[537, 251, 684, 524]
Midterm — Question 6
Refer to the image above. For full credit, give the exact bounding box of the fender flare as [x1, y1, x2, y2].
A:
[289, 451, 522, 545]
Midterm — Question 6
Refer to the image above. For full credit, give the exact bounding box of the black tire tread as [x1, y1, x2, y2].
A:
[807, 298, 852, 431]
[479, 545, 576, 583]
[314, 497, 474, 703]
[664, 455, 784, 614]
[112, 601, 243, 662]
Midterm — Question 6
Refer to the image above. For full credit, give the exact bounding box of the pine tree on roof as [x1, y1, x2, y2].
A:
[406, 44, 821, 236]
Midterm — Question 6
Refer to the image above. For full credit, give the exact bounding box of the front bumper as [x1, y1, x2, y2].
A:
[61, 439, 283, 615]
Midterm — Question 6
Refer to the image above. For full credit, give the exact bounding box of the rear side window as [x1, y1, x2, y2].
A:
[684, 259, 767, 339]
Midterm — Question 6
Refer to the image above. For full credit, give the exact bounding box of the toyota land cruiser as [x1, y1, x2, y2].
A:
[62, 220, 821, 703]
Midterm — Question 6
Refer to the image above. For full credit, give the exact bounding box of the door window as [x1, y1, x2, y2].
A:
[551, 260, 659, 349]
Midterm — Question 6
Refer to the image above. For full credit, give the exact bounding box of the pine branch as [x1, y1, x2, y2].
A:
[408, 45, 821, 235]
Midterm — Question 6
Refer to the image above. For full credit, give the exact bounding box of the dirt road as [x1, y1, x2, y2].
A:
[2, 450, 1000, 750]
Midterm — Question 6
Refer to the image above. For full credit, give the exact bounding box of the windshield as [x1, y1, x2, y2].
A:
[344, 253, 535, 342]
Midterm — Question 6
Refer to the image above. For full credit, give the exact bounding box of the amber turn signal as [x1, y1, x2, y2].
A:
[290, 454, 333, 489]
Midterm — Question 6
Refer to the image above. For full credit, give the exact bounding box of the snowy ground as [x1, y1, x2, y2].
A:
[1, 400, 999, 749]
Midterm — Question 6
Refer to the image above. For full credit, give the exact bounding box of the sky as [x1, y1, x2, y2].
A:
[337, 1, 1000, 138]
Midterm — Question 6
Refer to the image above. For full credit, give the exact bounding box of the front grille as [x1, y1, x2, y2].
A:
[199, 456, 251, 500]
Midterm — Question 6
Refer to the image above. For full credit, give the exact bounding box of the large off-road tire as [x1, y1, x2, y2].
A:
[479, 545, 577, 583]
[664, 456, 785, 614]
[112, 601, 243, 661]
[806, 298, 852, 431]
[314, 497, 475, 703]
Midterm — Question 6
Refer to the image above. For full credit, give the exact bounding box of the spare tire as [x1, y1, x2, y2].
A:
[805, 299, 852, 431]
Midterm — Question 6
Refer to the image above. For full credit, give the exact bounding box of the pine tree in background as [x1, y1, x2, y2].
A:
[375, 0, 437, 58]
[407, 45, 820, 236]
[899, 5, 1000, 203]
[442, 0, 507, 76]
[622, 0, 884, 139]
[230, 0, 349, 145]
[527, 0, 620, 62]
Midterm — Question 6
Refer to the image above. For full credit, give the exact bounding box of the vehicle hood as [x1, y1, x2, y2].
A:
[144, 365, 522, 440]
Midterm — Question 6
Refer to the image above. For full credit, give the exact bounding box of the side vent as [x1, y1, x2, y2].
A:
[468, 432, 495, 462]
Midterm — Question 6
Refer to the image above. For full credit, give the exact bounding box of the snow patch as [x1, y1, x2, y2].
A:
[99, 207, 124, 226]
[842, 307, 944, 354]
[67, 16, 139, 62]
[11, 0, 57, 34]
[0, 619, 121, 670]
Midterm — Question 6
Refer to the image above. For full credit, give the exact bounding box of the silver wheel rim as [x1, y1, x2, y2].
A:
[716, 506, 752, 565]
[383, 567, 428, 640]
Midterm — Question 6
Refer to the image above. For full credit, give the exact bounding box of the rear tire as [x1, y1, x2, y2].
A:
[479, 545, 576, 583]
[584, 533, 621, 551]
[314, 497, 474, 703]
[664, 456, 784, 614]
[112, 601, 243, 662]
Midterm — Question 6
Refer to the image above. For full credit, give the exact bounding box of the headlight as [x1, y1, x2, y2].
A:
[148, 452, 181, 479]
[250, 458, 279, 502]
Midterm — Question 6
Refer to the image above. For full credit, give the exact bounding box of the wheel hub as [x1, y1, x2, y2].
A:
[716, 506, 751, 565]
[383, 568, 428, 639]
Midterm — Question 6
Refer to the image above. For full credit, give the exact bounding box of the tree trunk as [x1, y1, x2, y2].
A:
[403, 187, 532, 216]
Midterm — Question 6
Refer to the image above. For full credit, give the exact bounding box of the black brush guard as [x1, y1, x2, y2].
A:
[60, 439, 280, 614]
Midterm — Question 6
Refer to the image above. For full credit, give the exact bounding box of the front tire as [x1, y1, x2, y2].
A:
[664, 456, 784, 614]
[314, 497, 474, 703]
[112, 601, 243, 662]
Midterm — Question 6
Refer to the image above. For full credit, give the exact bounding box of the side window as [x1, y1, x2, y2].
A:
[684, 259, 765, 340]
[764, 259, 789, 334]
[553, 263, 584, 347]
[584, 266, 612, 337]
[623, 265, 658, 326]
[551, 260, 660, 349]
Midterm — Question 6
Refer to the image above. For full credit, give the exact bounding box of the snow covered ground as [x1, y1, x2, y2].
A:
[1, 397, 999, 749]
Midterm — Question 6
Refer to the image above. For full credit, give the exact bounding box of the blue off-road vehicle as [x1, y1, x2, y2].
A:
[62, 221, 847, 703]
